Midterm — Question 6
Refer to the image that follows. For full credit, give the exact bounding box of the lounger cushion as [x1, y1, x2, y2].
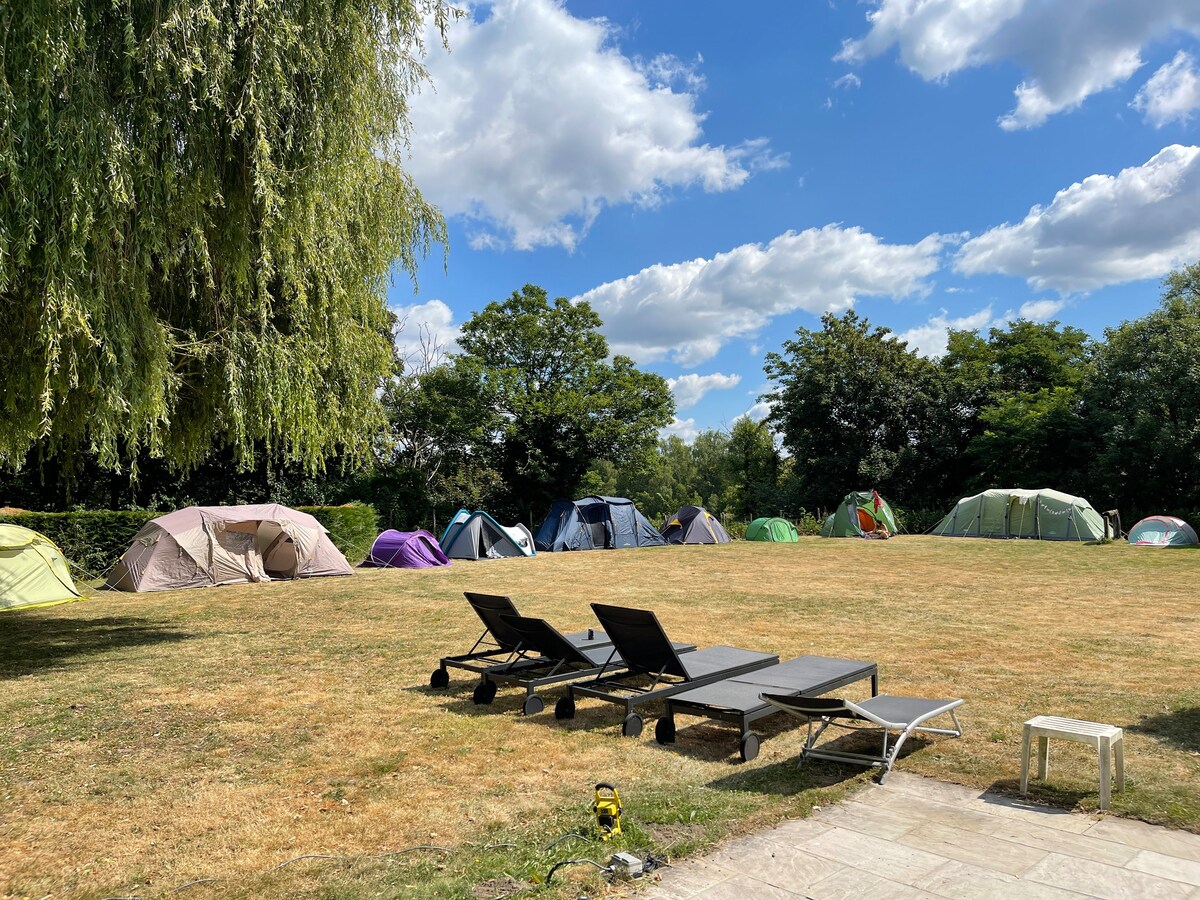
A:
[856, 695, 962, 729]
[678, 646, 777, 680]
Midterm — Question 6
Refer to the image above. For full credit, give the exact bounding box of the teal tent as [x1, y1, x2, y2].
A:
[1128, 516, 1198, 547]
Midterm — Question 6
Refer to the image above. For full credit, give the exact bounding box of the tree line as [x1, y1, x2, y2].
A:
[7, 265, 1199, 536]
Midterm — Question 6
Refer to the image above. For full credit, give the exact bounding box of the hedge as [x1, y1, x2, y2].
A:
[0, 504, 379, 579]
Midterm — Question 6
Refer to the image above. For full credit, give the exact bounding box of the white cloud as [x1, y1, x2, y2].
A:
[894, 307, 998, 358]
[667, 373, 742, 409]
[661, 417, 699, 442]
[834, 72, 861, 90]
[407, 0, 782, 250]
[1133, 51, 1200, 126]
[955, 144, 1200, 292]
[391, 300, 462, 367]
[576, 225, 948, 366]
[838, 0, 1200, 130]
[1018, 299, 1066, 321]
[735, 400, 774, 423]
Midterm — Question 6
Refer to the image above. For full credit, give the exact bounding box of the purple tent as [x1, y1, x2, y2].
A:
[361, 530, 451, 568]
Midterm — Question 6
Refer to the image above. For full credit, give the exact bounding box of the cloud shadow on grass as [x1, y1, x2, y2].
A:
[0, 615, 194, 679]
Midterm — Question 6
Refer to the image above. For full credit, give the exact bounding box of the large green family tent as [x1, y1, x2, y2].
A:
[820, 491, 898, 537]
[745, 517, 799, 542]
[1128, 516, 1198, 547]
[440, 510, 535, 560]
[535, 496, 665, 551]
[1, 524, 83, 612]
[931, 489, 1105, 541]
[661, 506, 731, 544]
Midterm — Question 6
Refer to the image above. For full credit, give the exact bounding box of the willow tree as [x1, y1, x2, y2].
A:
[0, 0, 450, 476]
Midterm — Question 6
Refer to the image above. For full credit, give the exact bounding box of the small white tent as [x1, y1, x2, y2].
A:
[439, 510, 535, 560]
[107, 504, 353, 592]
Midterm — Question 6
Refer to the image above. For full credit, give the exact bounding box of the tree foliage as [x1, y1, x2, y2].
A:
[454, 284, 674, 516]
[1, 0, 450, 476]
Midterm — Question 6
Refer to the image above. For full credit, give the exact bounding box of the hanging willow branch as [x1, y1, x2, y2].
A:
[0, 0, 451, 475]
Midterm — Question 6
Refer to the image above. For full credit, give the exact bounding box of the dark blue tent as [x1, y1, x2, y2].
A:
[535, 496, 666, 552]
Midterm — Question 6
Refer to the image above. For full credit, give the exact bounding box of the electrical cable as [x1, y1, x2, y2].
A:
[543, 832, 589, 851]
[544, 858, 609, 885]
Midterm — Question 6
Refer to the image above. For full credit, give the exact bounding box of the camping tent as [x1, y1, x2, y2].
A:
[439, 510, 535, 560]
[361, 529, 451, 567]
[661, 506, 731, 544]
[1, 524, 83, 612]
[534, 496, 666, 552]
[107, 504, 353, 591]
[745, 517, 799, 542]
[821, 491, 899, 537]
[1128, 516, 1198, 547]
[931, 489, 1104, 541]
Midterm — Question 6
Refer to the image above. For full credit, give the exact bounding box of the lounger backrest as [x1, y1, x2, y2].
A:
[497, 614, 593, 665]
[760, 693, 859, 720]
[590, 603, 688, 678]
[464, 592, 524, 650]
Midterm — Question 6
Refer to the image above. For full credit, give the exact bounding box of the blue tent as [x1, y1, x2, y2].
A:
[534, 496, 666, 552]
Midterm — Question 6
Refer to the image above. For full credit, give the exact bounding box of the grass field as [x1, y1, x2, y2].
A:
[2, 537, 1198, 899]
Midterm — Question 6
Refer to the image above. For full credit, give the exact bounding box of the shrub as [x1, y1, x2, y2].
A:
[299, 504, 378, 563]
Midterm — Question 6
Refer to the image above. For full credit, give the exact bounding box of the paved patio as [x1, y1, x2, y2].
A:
[638, 774, 1200, 899]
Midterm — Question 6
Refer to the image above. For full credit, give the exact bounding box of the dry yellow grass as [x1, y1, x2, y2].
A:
[2, 537, 1198, 898]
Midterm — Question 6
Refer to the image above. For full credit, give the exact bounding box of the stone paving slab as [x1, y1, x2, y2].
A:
[633, 773, 1200, 899]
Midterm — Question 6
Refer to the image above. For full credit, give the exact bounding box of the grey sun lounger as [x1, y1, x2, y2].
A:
[470, 613, 696, 716]
[554, 603, 778, 737]
[760, 693, 964, 783]
[655, 655, 878, 762]
[429, 592, 610, 690]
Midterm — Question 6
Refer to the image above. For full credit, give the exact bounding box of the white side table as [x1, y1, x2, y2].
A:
[1020, 715, 1124, 810]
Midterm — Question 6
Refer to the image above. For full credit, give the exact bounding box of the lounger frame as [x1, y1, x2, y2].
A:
[557, 603, 777, 736]
[762, 693, 964, 783]
[657, 655, 878, 761]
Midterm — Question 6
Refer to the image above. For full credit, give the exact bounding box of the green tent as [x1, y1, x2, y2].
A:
[745, 517, 799, 542]
[931, 489, 1105, 541]
[820, 491, 899, 537]
[0, 524, 83, 612]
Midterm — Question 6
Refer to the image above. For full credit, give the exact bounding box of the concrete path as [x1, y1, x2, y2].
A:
[638, 774, 1200, 899]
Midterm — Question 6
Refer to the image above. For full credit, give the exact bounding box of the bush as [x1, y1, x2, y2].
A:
[0, 504, 379, 577]
[299, 504, 378, 563]
[891, 506, 944, 535]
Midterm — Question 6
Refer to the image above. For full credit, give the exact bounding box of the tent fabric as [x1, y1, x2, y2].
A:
[534, 496, 666, 552]
[931, 489, 1105, 541]
[820, 491, 899, 538]
[361, 530, 451, 568]
[661, 506, 731, 544]
[745, 517, 799, 542]
[107, 504, 353, 592]
[439, 510, 535, 560]
[0, 525, 83, 612]
[1128, 516, 1199, 547]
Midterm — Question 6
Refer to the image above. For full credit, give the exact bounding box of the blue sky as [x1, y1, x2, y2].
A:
[389, 0, 1200, 438]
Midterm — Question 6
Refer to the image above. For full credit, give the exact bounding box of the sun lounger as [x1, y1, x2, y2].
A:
[555, 603, 778, 737]
[760, 693, 964, 783]
[655, 655, 878, 761]
[472, 613, 696, 716]
[429, 592, 609, 691]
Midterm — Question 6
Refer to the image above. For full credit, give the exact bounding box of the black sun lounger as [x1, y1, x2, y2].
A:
[471, 613, 697, 716]
[760, 693, 964, 783]
[554, 603, 778, 737]
[655, 655, 878, 762]
[430, 592, 609, 690]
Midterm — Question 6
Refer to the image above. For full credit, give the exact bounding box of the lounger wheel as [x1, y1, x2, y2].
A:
[655, 716, 676, 745]
[622, 714, 644, 738]
[522, 695, 544, 716]
[429, 668, 449, 689]
[555, 696, 576, 720]
[472, 680, 497, 705]
[739, 732, 761, 763]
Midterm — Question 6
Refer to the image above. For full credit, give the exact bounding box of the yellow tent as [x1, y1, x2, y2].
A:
[0, 524, 82, 612]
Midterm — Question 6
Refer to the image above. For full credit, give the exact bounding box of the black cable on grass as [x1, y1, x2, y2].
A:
[545, 858, 609, 885]
[544, 832, 589, 851]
